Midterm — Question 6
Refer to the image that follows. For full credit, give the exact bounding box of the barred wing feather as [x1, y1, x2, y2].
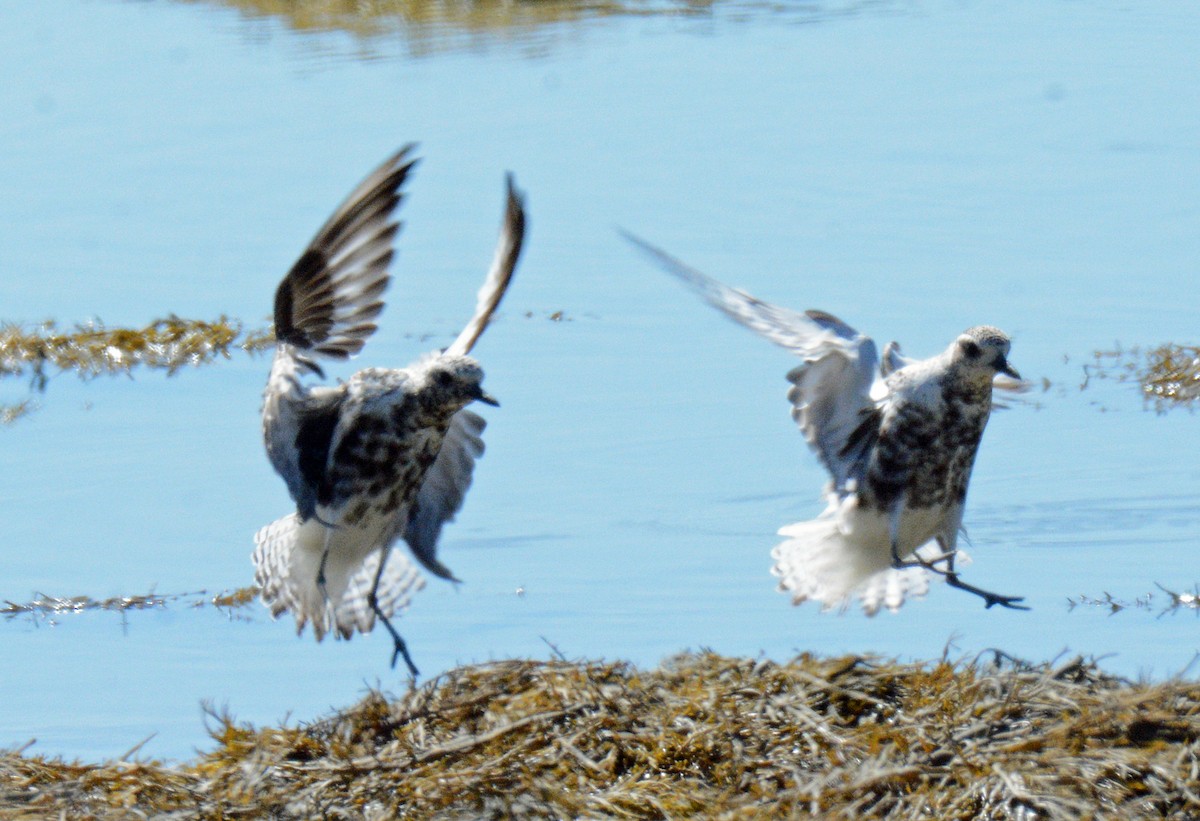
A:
[402, 409, 487, 581]
[621, 232, 881, 497]
[444, 174, 527, 358]
[273, 146, 418, 359]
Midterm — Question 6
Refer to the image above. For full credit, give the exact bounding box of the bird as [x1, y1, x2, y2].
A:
[622, 231, 1028, 615]
[254, 146, 527, 675]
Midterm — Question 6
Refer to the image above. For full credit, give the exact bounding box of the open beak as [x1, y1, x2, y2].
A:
[998, 358, 1021, 380]
[474, 387, 500, 407]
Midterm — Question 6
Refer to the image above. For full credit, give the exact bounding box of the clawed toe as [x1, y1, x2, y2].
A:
[984, 594, 1030, 611]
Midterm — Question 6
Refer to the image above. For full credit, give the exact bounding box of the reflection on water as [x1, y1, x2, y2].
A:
[180, 0, 903, 57]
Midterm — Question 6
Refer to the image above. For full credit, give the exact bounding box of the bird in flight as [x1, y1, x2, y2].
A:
[255, 146, 527, 674]
[623, 231, 1028, 615]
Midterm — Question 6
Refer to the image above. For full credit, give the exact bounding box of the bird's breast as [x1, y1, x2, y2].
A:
[324, 408, 450, 527]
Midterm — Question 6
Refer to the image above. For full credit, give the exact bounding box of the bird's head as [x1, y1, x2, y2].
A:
[951, 326, 1020, 380]
[424, 354, 499, 410]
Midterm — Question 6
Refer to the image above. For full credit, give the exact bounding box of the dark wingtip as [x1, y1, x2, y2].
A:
[504, 172, 527, 231]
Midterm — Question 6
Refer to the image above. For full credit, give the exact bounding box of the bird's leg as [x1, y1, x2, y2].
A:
[888, 500, 928, 570]
[316, 526, 334, 602]
[944, 573, 1029, 610]
[367, 544, 420, 677]
[934, 539, 1029, 611]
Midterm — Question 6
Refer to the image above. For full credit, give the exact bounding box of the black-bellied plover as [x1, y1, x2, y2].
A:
[623, 232, 1027, 615]
[256, 147, 527, 674]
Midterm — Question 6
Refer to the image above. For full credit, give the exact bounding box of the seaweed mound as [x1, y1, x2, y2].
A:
[4, 652, 1200, 818]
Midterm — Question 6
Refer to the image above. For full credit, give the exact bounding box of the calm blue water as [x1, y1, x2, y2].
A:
[1, 0, 1198, 761]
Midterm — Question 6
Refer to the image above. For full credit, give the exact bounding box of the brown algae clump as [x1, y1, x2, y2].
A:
[0, 316, 273, 424]
[2, 652, 1199, 817]
[1087, 343, 1200, 411]
[1141, 344, 1200, 406]
[0, 316, 272, 384]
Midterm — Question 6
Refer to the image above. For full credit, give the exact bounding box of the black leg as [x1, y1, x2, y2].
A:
[316, 525, 334, 601]
[367, 545, 420, 677]
[925, 538, 1029, 611]
[371, 605, 420, 677]
[890, 540, 932, 570]
[888, 503, 929, 570]
[316, 547, 331, 600]
[943, 572, 1029, 610]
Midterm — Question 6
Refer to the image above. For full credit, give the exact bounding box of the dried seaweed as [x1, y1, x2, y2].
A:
[3, 651, 1199, 818]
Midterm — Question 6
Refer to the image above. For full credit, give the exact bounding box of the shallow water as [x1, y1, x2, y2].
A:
[2, 0, 1199, 761]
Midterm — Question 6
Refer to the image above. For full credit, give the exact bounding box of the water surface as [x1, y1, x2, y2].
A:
[1, 0, 1198, 760]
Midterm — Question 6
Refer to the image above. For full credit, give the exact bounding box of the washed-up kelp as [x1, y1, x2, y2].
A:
[2, 651, 1199, 818]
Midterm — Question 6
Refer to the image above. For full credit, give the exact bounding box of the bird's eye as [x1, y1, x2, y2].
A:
[962, 340, 982, 359]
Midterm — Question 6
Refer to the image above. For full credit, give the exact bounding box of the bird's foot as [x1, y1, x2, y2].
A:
[389, 638, 420, 678]
[891, 546, 958, 576]
[980, 592, 1030, 611]
[947, 573, 1030, 611]
[370, 595, 419, 678]
[890, 542, 928, 571]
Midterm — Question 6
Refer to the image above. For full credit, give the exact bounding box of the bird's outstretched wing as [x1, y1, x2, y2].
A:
[401, 409, 487, 581]
[443, 174, 527, 358]
[268, 385, 345, 522]
[274, 146, 419, 362]
[621, 232, 881, 496]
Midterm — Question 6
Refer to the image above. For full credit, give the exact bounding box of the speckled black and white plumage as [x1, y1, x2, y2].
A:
[255, 148, 527, 674]
[623, 233, 1028, 614]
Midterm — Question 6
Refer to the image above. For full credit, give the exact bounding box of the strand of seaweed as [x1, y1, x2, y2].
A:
[1, 587, 260, 622]
[0, 311, 564, 424]
[0, 317, 273, 423]
[1067, 584, 1200, 616]
[4, 581, 1195, 630]
[1, 651, 1198, 817]
[1084, 343, 1200, 411]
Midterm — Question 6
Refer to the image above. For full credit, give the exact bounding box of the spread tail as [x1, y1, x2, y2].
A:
[253, 513, 425, 641]
[771, 513, 932, 615]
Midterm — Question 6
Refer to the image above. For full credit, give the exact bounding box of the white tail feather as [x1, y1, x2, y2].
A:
[771, 514, 932, 615]
[253, 513, 425, 641]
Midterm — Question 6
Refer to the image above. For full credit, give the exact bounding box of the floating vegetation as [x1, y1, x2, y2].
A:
[1085, 343, 1200, 411]
[1141, 344, 1200, 406]
[0, 398, 36, 426]
[0, 317, 273, 424]
[207, 586, 261, 611]
[523, 309, 571, 322]
[0, 317, 273, 385]
[2, 651, 1199, 817]
[1068, 584, 1200, 616]
[1, 587, 261, 622]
